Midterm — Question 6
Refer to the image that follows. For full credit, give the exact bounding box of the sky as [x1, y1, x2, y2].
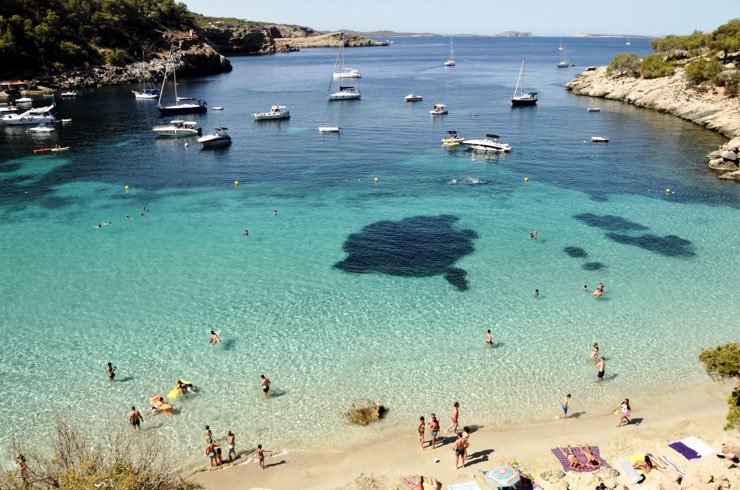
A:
[181, 0, 737, 37]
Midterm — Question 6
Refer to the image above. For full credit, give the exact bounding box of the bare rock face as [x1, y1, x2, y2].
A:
[718, 169, 740, 180]
[202, 27, 276, 54]
[345, 400, 386, 426]
[709, 158, 739, 171]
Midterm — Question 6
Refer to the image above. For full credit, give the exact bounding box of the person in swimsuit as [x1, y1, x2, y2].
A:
[535, 288, 540, 298]
[461, 426, 471, 464]
[632, 455, 654, 473]
[227, 430, 236, 462]
[417, 416, 426, 449]
[107, 362, 116, 381]
[428, 413, 440, 449]
[399, 476, 427, 490]
[204, 425, 212, 442]
[530, 231, 538, 239]
[205, 441, 218, 468]
[16, 454, 27, 483]
[454, 433, 466, 469]
[617, 398, 631, 427]
[596, 357, 605, 382]
[593, 288, 603, 297]
[591, 343, 600, 364]
[447, 401, 460, 434]
[579, 445, 602, 468]
[558, 446, 586, 470]
[128, 406, 143, 430]
[260, 374, 271, 399]
[249, 444, 273, 470]
[210, 330, 221, 346]
[486, 329, 493, 346]
[560, 394, 571, 418]
[581, 284, 589, 291]
[177, 380, 196, 395]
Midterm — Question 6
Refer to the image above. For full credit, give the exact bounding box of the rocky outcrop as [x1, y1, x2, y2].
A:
[566, 67, 740, 182]
[345, 400, 386, 426]
[274, 32, 387, 52]
[707, 136, 740, 181]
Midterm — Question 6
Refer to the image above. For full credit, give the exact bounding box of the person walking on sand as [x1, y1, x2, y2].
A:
[227, 430, 236, 462]
[260, 374, 271, 399]
[447, 401, 460, 434]
[107, 362, 116, 381]
[428, 413, 440, 449]
[560, 394, 572, 418]
[128, 406, 143, 430]
[249, 444, 273, 469]
[210, 330, 221, 346]
[617, 398, 631, 427]
[596, 356, 605, 382]
[591, 343, 600, 364]
[417, 416, 426, 449]
[454, 433, 466, 469]
[486, 329, 493, 346]
[461, 426, 471, 465]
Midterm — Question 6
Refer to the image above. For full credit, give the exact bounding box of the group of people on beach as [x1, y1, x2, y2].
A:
[417, 402, 473, 469]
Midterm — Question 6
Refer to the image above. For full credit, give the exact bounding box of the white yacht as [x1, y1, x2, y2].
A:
[158, 48, 207, 115]
[152, 120, 200, 137]
[2, 103, 55, 125]
[430, 104, 448, 115]
[29, 123, 55, 134]
[557, 39, 570, 68]
[61, 91, 77, 97]
[511, 59, 538, 106]
[15, 97, 32, 105]
[318, 126, 341, 133]
[332, 34, 362, 79]
[404, 93, 423, 102]
[591, 136, 609, 143]
[461, 133, 512, 152]
[253, 105, 290, 121]
[198, 127, 231, 147]
[132, 50, 159, 99]
[0, 103, 17, 115]
[328, 85, 361, 101]
[444, 38, 456, 66]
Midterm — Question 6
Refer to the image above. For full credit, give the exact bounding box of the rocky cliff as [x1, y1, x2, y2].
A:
[566, 67, 740, 181]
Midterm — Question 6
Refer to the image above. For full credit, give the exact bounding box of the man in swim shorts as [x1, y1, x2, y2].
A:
[107, 362, 116, 381]
[128, 406, 142, 430]
[261, 374, 271, 399]
[249, 444, 273, 470]
[227, 430, 236, 462]
[486, 329, 492, 346]
[596, 357, 605, 382]
[428, 413, 440, 449]
[560, 394, 571, 418]
[447, 401, 460, 434]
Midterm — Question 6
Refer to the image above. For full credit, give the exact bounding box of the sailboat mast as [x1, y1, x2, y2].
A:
[513, 60, 525, 98]
[172, 51, 179, 105]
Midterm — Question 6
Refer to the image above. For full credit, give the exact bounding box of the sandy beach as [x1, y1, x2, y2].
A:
[190, 380, 739, 489]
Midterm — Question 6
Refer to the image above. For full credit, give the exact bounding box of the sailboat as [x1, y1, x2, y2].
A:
[132, 49, 159, 99]
[625, 38, 632, 45]
[444, 38, 456, 66]
[557, 38, 570, 68]
[157, 48, 207, 116]
[511, 59, 538, 106]
[332, 33, 361, 79]
[328, 36, 361, 101]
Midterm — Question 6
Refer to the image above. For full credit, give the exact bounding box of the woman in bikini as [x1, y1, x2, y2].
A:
[579, 445, 602, 468]
[417, 416, 425, 449]
[617, 398, 631, 427]
[558, 446, 586, 470]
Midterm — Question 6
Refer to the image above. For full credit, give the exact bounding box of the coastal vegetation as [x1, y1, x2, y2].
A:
[0, 0, 197, 77]
[0, 416, 201, 490]
[699, 343, 740, 430]
[605, 18, 740, 96]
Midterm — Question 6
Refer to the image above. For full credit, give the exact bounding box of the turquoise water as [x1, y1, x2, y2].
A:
[1, 37, 739, 468]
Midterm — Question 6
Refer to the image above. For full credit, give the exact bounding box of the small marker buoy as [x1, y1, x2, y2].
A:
[124, 185, 129, 192]
[666, 188, 671, 193]
[373, 177, 378, 183]
[524, 177, 529, 183]
[234, 180, 239, 188]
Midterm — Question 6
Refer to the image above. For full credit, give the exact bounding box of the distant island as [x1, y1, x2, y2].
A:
[574, 33, 653, 38]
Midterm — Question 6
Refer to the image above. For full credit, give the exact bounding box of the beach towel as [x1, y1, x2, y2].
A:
[618, 460, 645, 484]
[447, 482, 481, 490]
[681, 436, 716, 458]
[646, 453, 685, 476]
[550, 446, 610, 472]
[668, 441, 701, 460]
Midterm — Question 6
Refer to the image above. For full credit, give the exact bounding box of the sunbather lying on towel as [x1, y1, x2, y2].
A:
[558, 446, 587, 470]
[579, 445, 602, 468]
[633, 455, 660, 474]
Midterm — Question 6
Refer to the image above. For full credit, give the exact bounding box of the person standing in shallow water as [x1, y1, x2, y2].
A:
[596, 356, 605, 382]
[591, 343, 600, 364]
[485, 329, 492, 346]
[128, 406, 143, 430]
[560, 394, 571, 418]
[107, 362, 116, 381]
[261, 374, 271, 399]
[447, 401, 460, 434]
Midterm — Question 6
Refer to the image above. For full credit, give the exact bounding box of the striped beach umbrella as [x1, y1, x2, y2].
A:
[484, 465, 521, 488]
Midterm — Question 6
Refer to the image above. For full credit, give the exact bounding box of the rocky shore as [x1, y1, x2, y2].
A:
[566, 66, 740, 182]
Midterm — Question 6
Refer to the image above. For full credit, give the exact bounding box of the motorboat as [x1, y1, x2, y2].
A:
[404, 93, 423, 102]
[462, 133, 512, 152]
[61, 118, 72, 123]
[319, 126, 341, 133]
[444, 37, 456, 66]
[332, 34, 362, 79]
[557, 39, 570, 68]
[213, 106, 224, 111]
[152, 120, 201, 137]
[430, 104, 448, 115]
[197, 127, 231, 147]
[442, 130, 465, 147]
[591, 136, 609, 143]
[587, 107, 601, 112]
[0, 103, 17, 115]
[29, 123, 55, 134]
[2, 103, 55, 125]
[61, 91, 77, 97]
[253, 105, 290, 121]
[158, 48, 207, 115]
[511, 59, 538, 106]
[328, 85, 361, 101]
[15, 97, 32, 105]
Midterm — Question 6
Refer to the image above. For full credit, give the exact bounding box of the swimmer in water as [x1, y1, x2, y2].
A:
[210, 330, 221, 346]
[125, 214, 134, 220]
[530, 230, 538, 239]
[581, 284, 588, 291]
[272, 209, 277, 216]
[535, 288, 540, 298]
[243, 229, 249, 236]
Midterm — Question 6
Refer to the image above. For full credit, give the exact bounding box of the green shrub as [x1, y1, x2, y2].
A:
[699, 343, 740, 430]
[103, 47, 127, 66]
[684, 57, 723, 85]
[721, 71, 740, 97]
[639, 54, 675, 79]
[606, 53, 640, 77]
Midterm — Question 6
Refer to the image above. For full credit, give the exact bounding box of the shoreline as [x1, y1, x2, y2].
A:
[189, 380, 738, 489]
